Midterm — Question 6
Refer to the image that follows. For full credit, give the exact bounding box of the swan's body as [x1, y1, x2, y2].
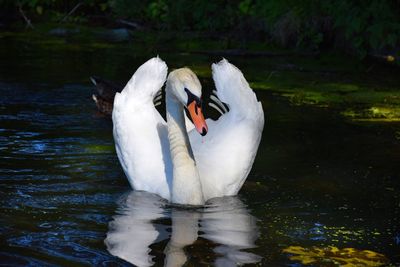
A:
[112, 57, 264, 205]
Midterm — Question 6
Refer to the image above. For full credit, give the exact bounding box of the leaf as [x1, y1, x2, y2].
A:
[36, 5, 43, 15]
[100, 3, 108, 11]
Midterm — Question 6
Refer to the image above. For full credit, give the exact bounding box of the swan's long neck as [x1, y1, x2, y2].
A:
[166, 85, 204, 205]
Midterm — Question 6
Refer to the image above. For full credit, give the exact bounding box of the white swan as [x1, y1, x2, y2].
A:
[112, 57, 264, 205]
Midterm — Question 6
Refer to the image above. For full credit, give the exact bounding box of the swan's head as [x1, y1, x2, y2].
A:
[167, 68, 208, 136]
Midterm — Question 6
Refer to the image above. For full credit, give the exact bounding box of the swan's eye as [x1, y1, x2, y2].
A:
[184, 88, 201, 107]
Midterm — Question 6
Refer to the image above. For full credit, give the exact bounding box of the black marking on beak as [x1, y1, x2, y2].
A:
[201, 127, 207, 136]
[185, 88, 202, 108]
[184, 108, 194, 124]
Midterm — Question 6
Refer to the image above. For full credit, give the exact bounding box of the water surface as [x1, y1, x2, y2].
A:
[0, 32, 399, 266]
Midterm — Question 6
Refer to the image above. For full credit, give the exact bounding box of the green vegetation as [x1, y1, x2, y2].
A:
[1, 0, 399, 59]
[1, 1, 399, 122]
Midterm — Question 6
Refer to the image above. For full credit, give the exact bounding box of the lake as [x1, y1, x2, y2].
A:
[0, 30, 399, 266]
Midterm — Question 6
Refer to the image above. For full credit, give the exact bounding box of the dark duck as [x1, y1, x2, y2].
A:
[90, 76, 123, 115]
[90, 76, 163, 115]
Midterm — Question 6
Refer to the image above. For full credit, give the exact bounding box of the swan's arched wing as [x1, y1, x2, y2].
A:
[113, 57, 172, 200]
[211, 59, 264, 124]
[189, 59, 264, 200]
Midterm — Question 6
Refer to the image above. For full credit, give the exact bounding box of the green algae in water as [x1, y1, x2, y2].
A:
[283, 246, 389, 266]
[341, 106, 400, 122]
[84, 144, 115, 153]
[251, 74, 400, 121]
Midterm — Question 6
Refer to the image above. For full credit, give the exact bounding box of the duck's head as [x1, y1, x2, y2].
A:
[167, 68, 208, 136]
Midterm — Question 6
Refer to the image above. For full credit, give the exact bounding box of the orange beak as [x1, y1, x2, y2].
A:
[187, 101, 208, 136]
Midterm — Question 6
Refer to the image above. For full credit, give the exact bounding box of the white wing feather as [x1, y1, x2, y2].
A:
[190, 59, 264, 200]
[113, 57, 172, 200]
[212, 58, 264, 125]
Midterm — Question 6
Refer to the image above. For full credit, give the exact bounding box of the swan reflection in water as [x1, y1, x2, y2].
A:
[105, 191, 261, 266]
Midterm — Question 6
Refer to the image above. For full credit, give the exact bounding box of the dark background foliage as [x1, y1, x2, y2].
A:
[1, 0, 399, 58]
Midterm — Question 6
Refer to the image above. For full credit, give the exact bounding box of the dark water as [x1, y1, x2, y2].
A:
[0, 33, 399, 266]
